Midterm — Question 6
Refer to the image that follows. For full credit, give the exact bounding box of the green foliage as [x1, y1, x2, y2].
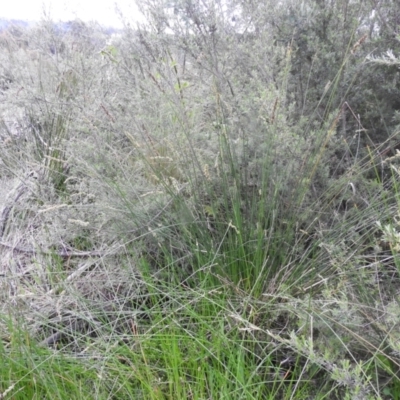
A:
[1, 1, 400, 398]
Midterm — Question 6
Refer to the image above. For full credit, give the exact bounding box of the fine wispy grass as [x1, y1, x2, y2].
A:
[1, 6, 400, 399]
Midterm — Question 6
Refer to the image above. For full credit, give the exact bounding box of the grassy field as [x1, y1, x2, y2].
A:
[1, 6, 400, 399]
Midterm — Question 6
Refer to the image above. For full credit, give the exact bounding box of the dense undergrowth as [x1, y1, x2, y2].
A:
[1, 1, 400, 399]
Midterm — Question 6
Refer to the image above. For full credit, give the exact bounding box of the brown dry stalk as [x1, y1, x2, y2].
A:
[100, 103, 115, 122]
[0, 241, 111, 258]
[351, 33, 368, 55]
[270, 97, 279, 124]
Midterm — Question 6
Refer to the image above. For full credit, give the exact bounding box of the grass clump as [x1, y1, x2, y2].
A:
[1, 2, 400, 398]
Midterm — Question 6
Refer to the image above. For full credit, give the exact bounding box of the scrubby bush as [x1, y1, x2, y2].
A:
[0, 1, 400, 398]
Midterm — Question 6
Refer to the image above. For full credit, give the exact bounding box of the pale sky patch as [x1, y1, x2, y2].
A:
[0, 0, 143, 28]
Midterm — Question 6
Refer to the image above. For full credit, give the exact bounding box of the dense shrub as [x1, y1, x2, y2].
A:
[0, 2, 400, 398]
